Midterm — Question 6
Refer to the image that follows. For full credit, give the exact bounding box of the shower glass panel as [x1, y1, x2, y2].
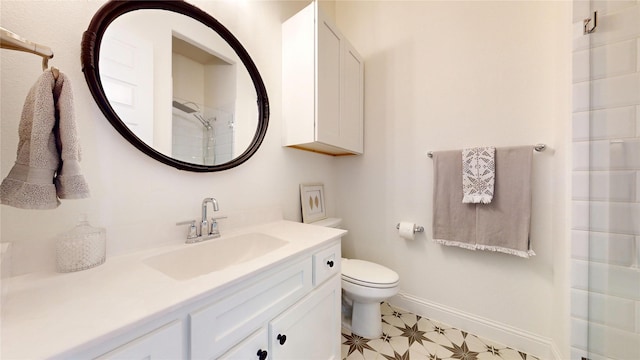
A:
[572, 1, 639, 359]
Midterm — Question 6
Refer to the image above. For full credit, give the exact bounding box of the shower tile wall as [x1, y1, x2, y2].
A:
[571, 2, 640, 359]
[173, 113, 207, 164]
[211, 112, 234, 164]
[172, 108, 234, 165]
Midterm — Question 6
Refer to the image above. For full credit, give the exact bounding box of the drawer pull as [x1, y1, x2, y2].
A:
[326, 260, 334, 268]
[257, 349, 268, 360]
[277, 334, 287, 345]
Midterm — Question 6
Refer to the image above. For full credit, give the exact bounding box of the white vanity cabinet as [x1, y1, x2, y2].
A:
[2, 221, 345, 360]
[90, 243, 340, 360]
[282, 1, 364, 156]
[64, 242, 340, 360]
[191, 241, 341, 360]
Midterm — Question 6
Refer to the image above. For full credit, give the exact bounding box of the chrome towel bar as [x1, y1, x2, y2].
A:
[426, 143, 546, 158]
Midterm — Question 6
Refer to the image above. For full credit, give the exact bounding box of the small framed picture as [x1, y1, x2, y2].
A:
[300, 183, 327, 223]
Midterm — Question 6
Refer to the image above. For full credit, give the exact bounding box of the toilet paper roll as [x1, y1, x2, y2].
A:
[398, 222, 415, 240]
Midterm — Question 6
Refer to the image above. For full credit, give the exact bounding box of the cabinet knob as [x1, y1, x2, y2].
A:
[257, 349, 268, 360]
[277, 334, 287, 345]
[327, 260, 334, 268]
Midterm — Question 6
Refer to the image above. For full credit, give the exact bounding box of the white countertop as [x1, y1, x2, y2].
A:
[1, 220, 345, 359]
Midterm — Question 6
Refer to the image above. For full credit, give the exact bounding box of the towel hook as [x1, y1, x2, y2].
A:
[41, 55, 59, 80]
[41, 55, 49, 72]
[583, 11, 597, 35]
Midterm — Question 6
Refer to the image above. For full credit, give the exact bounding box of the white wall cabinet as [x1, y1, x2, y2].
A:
[82, 241, 341, 360]
[282, 2, 364, 156]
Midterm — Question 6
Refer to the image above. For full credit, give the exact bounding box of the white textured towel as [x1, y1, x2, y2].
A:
[462, 147, 495, 204]
[1, 69, 89, 209]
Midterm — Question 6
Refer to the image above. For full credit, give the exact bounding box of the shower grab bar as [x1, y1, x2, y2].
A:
[426, 143, 546, 158]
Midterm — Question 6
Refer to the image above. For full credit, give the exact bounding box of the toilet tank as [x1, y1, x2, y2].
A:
[311, 217, 342, 228]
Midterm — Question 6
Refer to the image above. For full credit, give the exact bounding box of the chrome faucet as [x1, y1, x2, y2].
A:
[201, 197, 219, 238]
[177, 197, 225, 243]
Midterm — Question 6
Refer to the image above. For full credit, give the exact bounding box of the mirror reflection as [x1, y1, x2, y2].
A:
[99, 9, 257, 166]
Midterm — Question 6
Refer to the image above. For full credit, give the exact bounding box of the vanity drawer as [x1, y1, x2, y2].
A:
[95, 320, 183, 359]
[189, 257, 312, 359]
[313, 242, 341, 286]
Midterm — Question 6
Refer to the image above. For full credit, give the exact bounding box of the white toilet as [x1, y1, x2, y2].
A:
[311, 218, 400, 339]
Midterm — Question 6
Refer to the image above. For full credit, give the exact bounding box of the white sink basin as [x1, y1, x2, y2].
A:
[144, 233, 288, 280]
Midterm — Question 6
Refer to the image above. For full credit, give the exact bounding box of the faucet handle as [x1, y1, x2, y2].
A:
[209, 216, 227, 236]
[177, 220, 198, 240]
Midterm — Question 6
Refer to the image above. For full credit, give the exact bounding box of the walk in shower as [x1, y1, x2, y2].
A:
[171, 32, 240, 166]
[172, 99, 234, 166]
[571, 2, 640, 359]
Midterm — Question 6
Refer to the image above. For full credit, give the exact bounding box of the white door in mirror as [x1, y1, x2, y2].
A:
[100, 31, 155, 146]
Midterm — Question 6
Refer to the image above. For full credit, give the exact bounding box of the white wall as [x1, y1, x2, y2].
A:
[334, 1, 571, 358]
[0, 0, 338, 275]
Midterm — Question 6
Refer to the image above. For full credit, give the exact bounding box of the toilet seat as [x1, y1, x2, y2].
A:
[342, 275, 399, 289]
[342, 258, 399, 289]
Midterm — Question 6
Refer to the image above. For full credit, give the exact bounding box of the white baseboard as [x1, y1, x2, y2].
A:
[390, 292, 560, 360]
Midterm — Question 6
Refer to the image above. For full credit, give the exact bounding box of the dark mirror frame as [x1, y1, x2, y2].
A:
[81, 0, 269, 172]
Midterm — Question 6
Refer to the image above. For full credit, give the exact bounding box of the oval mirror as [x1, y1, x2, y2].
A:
[81, 1, 269, 172]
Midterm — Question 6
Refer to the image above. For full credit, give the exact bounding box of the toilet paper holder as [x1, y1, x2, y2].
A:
[396, 223, 424, 233]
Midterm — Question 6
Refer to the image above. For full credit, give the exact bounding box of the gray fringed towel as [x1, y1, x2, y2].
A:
[432, 151, 477, 250]
[475, 146, 535, 257]
[432, 146, 535, 258]
[1, 70, 90, 209]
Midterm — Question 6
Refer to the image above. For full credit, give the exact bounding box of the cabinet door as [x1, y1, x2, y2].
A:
[218, 328, 268, 360]
[316, 7, 364, 154]
[340, 40, 364, 154]
[269, 276, 341, 360]
[190, 258, 312, 359]
[316, 9, 343, 148]
[95, 321, 183, 360]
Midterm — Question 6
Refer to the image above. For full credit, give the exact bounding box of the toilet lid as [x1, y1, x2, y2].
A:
[341, 258, 399, 286]
[311, 217, 342, 228]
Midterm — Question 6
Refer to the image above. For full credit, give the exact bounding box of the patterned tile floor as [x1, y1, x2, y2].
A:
[342, 303, 540, 360]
